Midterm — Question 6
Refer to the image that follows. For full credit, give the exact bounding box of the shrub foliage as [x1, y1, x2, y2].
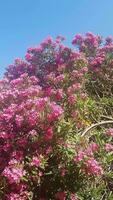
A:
[1, 33, 113, 199]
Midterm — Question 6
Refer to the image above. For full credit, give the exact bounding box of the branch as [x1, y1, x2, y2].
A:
[81, 120, 113, 137]
[100, 115, 113, 121]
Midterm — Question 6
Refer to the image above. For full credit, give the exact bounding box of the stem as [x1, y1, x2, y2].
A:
[100, 115, 113, 120]
[81, 120, 113, 137]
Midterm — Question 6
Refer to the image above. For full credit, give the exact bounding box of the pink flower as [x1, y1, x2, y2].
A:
[60, 168, 66, 177]
[7, 193, 22, 200]
[105, 143, 113, 152]
[3, 166, 26, 184]
[80, 93, 87, 100]
[106, 128, 113, 137]
[45, 87, 55, 96]
[11, 78, 23, 86]
[7, 191, 29, 200]
[72, 34, 83, 45]
[41, 36, 54, 48]
[74, 151, 85, 162]
[30, 76, 39, 84]
[71, 70, 83, 79]
[28, 111, 39, 126]
[85, 142, 99, 155]
[85, 158, 103, 176]
[57, 64, 66, 72]
[85, 32, 100, 48]
[71, 111, 79, 118]
[70, 193, 78, 200]
[29, 129, 38, 136]
[55, 74, 65, 84]
[106, 36, 113, 44]
[72, 83, 81, 91]
[80, 67, 88, 73]
[3, 143, 11, 152]
[46, 146, 52, 155]
[45, 127, 53, 140]
[36, 97, 48, 111]
[17, 138, 27, 148]
[25, 53, 32, 61]
[15, 115, 24, 127]
[31, 156, 41, 167]
[48, 102, 63, 121]
[90, 143, 99, 152]
[11, 151, 23, 161]
[55, 89, 64, 100]
[46, 72, 55, 82]
[68, 95, 77, 105]
[56, 35, 65, 43]
[0, 131, 8, 139]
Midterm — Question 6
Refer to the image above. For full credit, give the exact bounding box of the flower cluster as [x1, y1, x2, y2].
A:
[72, 32, 113, 102]
[74, 142, 103, 176]
[1, 33, 113, 199]
[0, 73, 64, 199]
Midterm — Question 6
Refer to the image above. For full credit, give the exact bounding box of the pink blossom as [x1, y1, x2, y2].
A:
[48, 102, 63, 121]
[57, 64, 66, 72]
[28, 111, 39, 126]
[25, 53, 32, 61]
[3, 166, 26, 184]
[74, 151, 85, 162]
[30, 76, 39, 84]
[68, 95, 77, 105]
[80, 67, 88, 73]
[11, 151, 24, 161]
[46, 146, 52, 155]
[36, 97, 48, 111]
[72, 83, 81, 91]
[31, 156, 41, 167]
[60, 168, 66, 177]
[29, 129, 38, 136]
[7, 193, 23, 200]
[72, 34, 84, 45]
[90, 143, 99, 152]
[70, 193, 78, 200]
[41, 36, 53, 48]
[7, 191, 29, 200]
[86, 142, 99, 155]
[106, 36, 113, 44]
[45, 87, 55, 96]
[15, 115, 24, 127]
[45, 127, 53, 140]
[85, 158, 103, 176]
[17, 138, 27, 148]
[55, 89, 64, 100]
[106, 128, 113, 137]
[0, 131, 8, 139]
[55, 74, 65, 84]
[105, 143, 113, 152]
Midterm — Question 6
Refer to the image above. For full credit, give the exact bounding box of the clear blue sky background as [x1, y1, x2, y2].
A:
[1, 0, 113, 78]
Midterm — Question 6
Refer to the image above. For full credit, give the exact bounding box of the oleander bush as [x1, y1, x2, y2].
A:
[1, 33, 113, 199]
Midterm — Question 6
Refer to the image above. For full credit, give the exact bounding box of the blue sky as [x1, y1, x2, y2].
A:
[1, 0, 113, 77]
